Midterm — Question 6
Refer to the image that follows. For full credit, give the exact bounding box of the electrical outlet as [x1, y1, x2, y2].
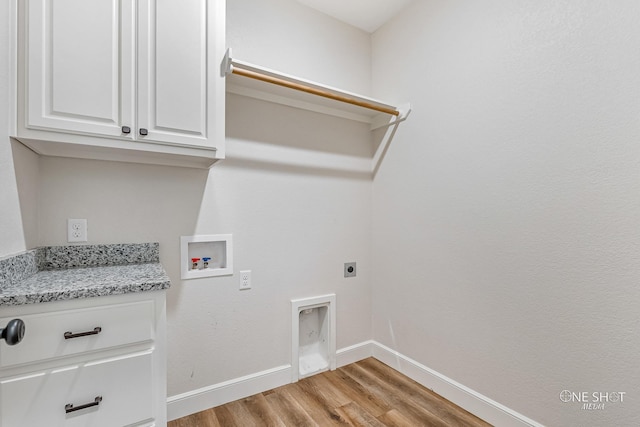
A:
[344, 262, 356, 278]
[239, 270, 251, 290]
[67, 219, 88, 242]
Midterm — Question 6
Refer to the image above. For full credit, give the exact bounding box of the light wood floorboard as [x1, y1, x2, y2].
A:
[168, 357, 492, 426]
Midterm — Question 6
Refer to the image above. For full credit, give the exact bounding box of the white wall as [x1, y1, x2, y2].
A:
[227, 0, 371, 95]
[36, 0, 374, 399]
[0, 0, 23, 257]
[371, 1, 640, 426]
[0, 1, 39, 258]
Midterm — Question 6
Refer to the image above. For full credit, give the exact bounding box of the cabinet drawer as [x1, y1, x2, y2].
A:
[0, 300, 154, 368]
[0, 350, 153, 427]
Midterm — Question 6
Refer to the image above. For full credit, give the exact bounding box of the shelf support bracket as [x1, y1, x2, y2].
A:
[371, 103, 411, 175]
[221, 48, 234, 77]
[370, 103, 411, 131]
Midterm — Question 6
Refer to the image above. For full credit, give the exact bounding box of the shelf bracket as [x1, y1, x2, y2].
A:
[221, 48, 234, 77]
[370, 103, 412, 131]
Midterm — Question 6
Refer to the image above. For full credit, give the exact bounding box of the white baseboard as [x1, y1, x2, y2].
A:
[167, 340, 542, 427]
[336, 340, 374, 367]
[167, 364, 291, 421]
[371, 341, 543, 427]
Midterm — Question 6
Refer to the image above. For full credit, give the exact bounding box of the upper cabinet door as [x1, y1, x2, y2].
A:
[137, 0, 225, 151]
[25, 0, 134, 138]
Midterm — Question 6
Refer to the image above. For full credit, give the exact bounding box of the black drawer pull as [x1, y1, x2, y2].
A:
[65, 396, 102, 413]
[64, 327, 102, 340]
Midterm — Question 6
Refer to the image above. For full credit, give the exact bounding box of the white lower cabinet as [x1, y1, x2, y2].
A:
[0, 291, 166, 427]
[1, 351, 153, 426]
[0, 300, 154, 369]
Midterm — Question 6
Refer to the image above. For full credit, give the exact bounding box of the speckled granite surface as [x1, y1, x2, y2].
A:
[0, 249, 41, 290]
[0, 243, 170, 306]
[42, 243, 160, 269]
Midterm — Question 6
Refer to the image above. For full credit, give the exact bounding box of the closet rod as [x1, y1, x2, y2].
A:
[230, 66, 400, 117]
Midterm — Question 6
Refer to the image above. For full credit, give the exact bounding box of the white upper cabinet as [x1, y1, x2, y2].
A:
[25, 0, 132, 138]
[138, 0, 220, 148]
[14, 0, 225, 169]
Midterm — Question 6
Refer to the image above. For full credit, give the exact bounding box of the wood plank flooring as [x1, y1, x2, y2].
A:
[168, 358, 492, 426]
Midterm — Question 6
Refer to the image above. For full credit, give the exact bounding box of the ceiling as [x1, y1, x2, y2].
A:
[294, 0, 415, 33]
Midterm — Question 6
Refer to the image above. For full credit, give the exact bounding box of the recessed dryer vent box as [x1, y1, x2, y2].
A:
[180, 234, 233, 280]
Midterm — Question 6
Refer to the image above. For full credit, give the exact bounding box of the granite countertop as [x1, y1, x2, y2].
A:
[0, 243, 171, 306]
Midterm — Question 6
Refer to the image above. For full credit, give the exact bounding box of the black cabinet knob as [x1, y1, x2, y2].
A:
[0, 319, 25, 346]
[122, 126, 131, 134]
[139, 128, 148, 136]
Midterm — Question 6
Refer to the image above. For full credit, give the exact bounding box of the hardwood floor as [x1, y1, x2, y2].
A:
[168, 358, 491, 426]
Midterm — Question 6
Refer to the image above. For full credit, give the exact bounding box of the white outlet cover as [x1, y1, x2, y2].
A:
[67, 219, 87, 242]
[240, 270, 251, 290]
